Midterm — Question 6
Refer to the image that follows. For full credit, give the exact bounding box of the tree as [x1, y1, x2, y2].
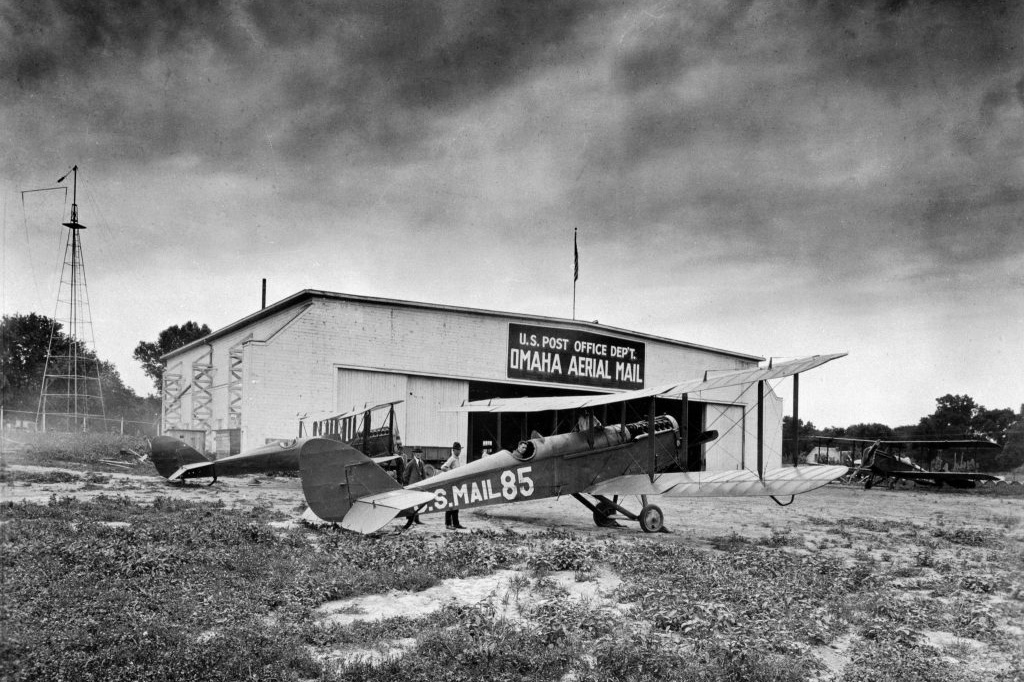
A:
[2, 312, 154, 428]
[0, 313, 99, 414]
[973, 407, 1016, 448]
[916, 394, 979, 438]
[98, 360, 160, 427]
[133, 321, 211, 391]
[845, 422, 896, 441]
[2, 313, 62, 412]
[782, 416, 817, 463]
[916, 394, 1015, 446]
[817, 426, 847, 438]
[997, 421, 1024, 471]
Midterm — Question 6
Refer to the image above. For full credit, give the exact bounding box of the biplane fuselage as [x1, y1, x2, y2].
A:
[151, 402, 401, 482]
[151, 436, 302, 480]
[407, 418, 679, 514]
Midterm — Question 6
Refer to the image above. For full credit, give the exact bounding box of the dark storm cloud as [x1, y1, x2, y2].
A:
[605, 0, 1023, 161]
[268, 1, 597, 161]
[568, 0, 1024, 273]
[2, 0, 596, 169]
[3, 0, 242, 87]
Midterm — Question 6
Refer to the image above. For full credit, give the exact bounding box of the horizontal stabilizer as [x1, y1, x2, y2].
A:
[341, 489, 437, 534]
[588, 466, 847, 498]
[167, 460, 215, 481]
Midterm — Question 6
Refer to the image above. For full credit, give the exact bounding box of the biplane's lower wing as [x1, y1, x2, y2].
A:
[883, 471, 1003, 485]
[588, 465, 849, 498]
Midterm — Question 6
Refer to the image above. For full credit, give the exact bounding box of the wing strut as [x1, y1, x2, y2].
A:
[387, 406, 396, 455]
[679, 393, 689, 470]
[757, 379, 764, 480]
[648, 396, 657, 483]
[791, 373, 800, 468]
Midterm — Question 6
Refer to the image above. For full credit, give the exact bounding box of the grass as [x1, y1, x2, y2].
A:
[2, 493, 1022, 681]
[0, 469, 111, 485]
[2, 432, 152, 469]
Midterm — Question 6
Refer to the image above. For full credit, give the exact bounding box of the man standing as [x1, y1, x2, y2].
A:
[441, 441, 466, 530]
[402, 447, 426, 527]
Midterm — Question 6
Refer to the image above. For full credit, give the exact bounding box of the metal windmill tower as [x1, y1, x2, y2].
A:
[36, 165, 106, 432]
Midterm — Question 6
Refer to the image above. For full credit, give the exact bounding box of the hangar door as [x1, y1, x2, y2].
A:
[336, 369, 467, 450]
[701, 393, 784, 471]
[703, 403, 746, 470]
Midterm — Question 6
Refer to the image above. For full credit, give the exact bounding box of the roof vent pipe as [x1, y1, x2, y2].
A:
[262, 279, 267, 309]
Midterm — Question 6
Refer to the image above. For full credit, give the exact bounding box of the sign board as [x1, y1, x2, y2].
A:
[507, 323, 645, 390]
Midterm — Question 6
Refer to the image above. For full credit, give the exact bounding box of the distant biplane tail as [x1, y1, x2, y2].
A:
[151, 436, 211, 479]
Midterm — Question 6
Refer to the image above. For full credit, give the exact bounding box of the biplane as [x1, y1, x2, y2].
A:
[299, 353, 850, 534]
[151, 401, 403, 483]
[817, 437, 1003, 489]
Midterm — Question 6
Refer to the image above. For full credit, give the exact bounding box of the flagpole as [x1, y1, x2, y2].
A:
[572, 228, 578, 320]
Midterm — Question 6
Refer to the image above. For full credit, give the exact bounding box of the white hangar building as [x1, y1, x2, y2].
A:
[160, 289, 786, 469]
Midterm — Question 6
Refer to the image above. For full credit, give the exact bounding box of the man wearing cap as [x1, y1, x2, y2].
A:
[402, 448, 426, 527]
[441, 442, 467, 530]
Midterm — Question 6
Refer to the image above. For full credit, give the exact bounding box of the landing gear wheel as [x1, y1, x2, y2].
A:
[638, 504, 664, 533]
[593, 500, 621, 528]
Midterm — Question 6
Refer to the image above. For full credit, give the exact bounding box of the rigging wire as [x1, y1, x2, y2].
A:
[699, 376, 791, 472]
[18, 185, 68, 310]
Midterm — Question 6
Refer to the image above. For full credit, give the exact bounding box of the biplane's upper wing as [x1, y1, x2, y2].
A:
[586, 465, 849, 498]
[451, 353, 847, 413]
[303, 400, 405, 423]
[821, 436, 1000, 450]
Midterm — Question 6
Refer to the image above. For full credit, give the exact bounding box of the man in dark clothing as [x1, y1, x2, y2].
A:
[402, 448, 427, 528]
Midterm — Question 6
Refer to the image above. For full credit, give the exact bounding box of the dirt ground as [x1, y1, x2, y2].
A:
[3, 461, 1019, 545]
[4, 459, 1023, 676]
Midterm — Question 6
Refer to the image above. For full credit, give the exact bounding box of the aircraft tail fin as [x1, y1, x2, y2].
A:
[151, 436, 210, 479]
[300, 438, 403, 522]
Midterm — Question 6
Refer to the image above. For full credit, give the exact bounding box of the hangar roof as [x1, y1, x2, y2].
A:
[164, 288, 763, 362]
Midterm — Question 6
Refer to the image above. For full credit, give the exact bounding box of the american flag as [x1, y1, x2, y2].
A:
[573, 228, 578, 282]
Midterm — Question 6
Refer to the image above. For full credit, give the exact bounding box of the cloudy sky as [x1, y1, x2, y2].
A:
[2, 0, 1022, 428]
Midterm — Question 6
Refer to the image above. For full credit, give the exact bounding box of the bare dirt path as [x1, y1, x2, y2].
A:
[4, 462, 1018, 545]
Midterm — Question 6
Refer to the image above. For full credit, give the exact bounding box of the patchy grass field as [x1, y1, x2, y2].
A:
[1, 450, 1022, 681]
